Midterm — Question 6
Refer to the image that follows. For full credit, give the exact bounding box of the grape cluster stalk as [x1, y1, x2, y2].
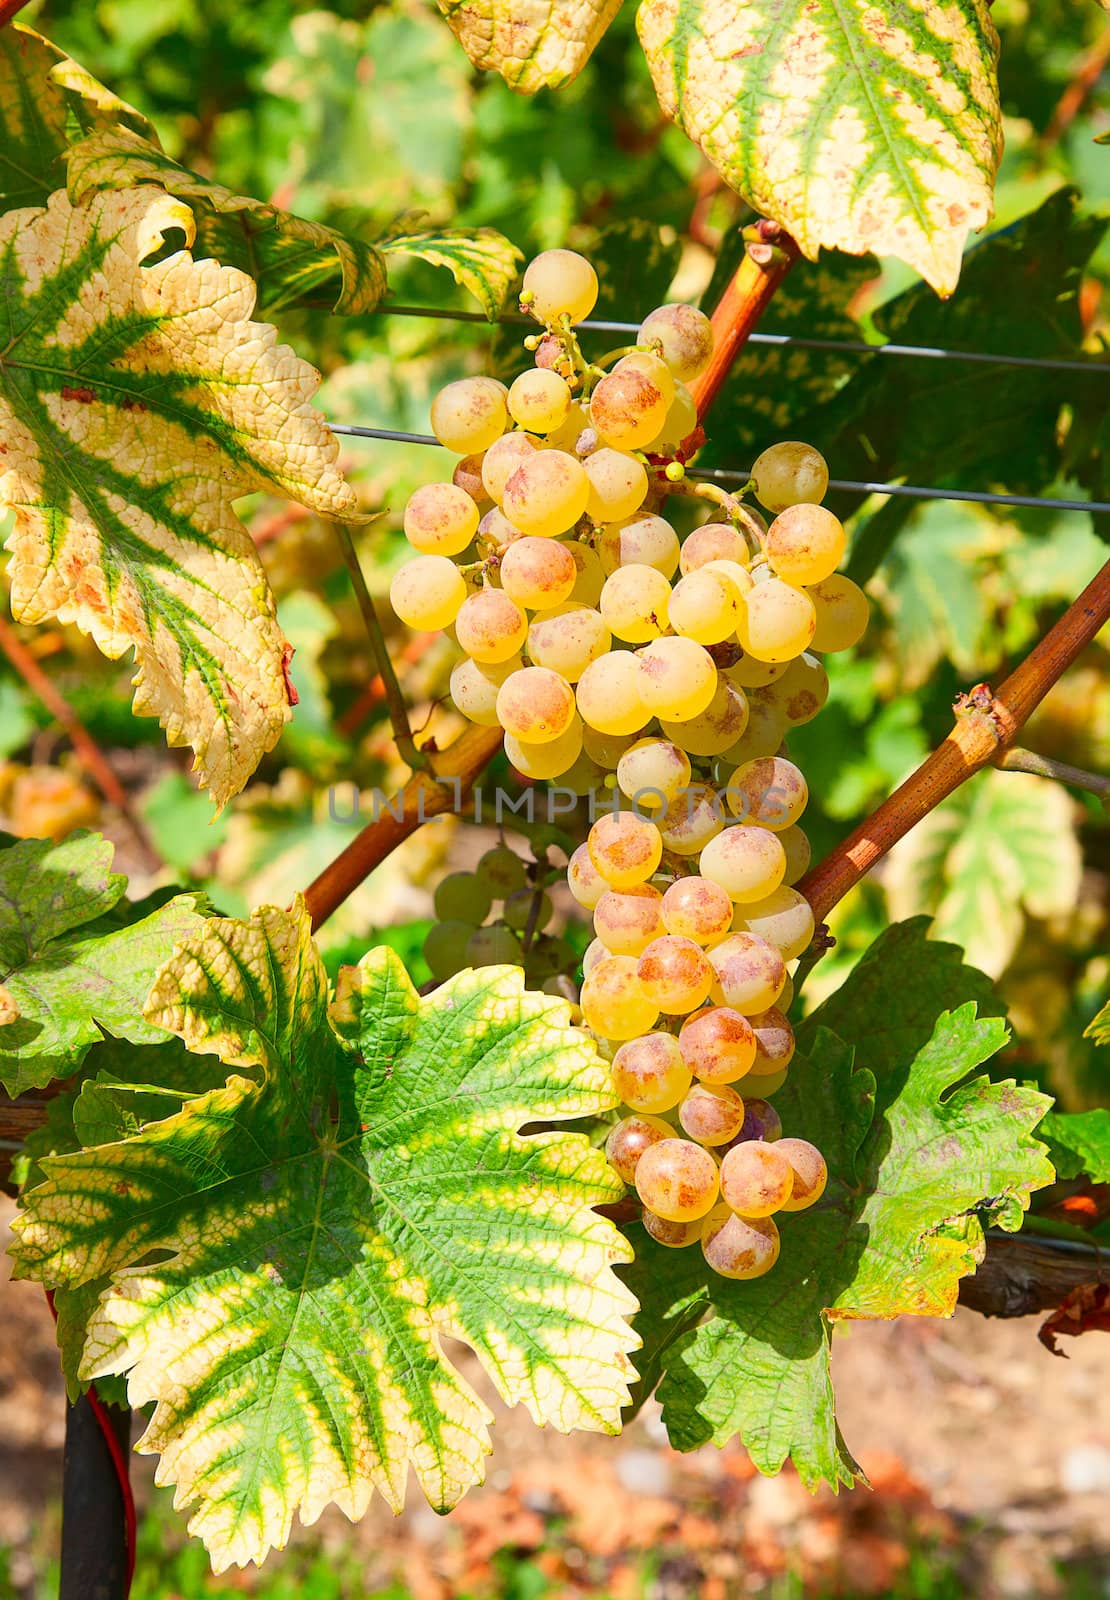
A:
[389, 247, 870, 1280]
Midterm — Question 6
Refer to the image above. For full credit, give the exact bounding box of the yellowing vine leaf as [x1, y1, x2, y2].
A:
[13, 901, 637, 1570]
[0, 187, 359, 807]
[637, 0, 1002, 294]
[436, 0, 624, 90]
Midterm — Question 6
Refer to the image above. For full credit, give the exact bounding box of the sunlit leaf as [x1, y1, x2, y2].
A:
[436, 0, 624, 90]
[378, 219, 523, 319]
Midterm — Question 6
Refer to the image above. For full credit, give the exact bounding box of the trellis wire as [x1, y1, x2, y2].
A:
[377, 303, 1109, 379]
[327, 423, 1110, 516]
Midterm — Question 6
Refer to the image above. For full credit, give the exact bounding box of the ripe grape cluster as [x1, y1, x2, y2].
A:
[390, 246, 867, 1282]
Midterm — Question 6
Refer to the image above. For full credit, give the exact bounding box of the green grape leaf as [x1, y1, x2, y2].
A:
[0, 185, 359, 807]
[13, 901, 637, 1571]
[0, 22, 158, 210]
[436, 0, 624, 91]
[637, 0, 1002, 293]
[626, 993, 1052, 1489]
[1038, 1108, 1110, 1183]
[1086, 1000, 1110, 1047]
[0, 832, 203, 1095]
[377, 219, 523, 320]
[885, 770, 1082, 979]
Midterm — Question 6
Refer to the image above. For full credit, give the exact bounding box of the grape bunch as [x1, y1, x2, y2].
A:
[424, 844, 575, 991]
[390, 245, 867, 1282]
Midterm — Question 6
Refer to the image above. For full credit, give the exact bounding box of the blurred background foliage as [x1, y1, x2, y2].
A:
[1, 0, 1107, 1110]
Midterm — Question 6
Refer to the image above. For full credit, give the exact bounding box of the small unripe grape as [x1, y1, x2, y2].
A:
[568, 842, 608, 909]
[600, 564, 671, 643]
[613, 350, 676, 405]
[699, 823, 786, 903]
[594, 885, 666, 957]
[745, 1007, 796, 1077]
[498, 536, 577, 610]
[588, 810, 663, 889]
[508, 368, 572, 433]
[668, 570, 739, 646]
[807, 574, 870, 652]
[568, 541, 606, 605]
[750, 441, 829, 513]
[581, 954, 660, 1039]
[679, 523, 749, 575]
[452, 453, 489, 506]
[503, 886, 553, 932]
[701, 1206, 780, 1279]
[617, 738, 692, 812]
[450, 653, 521, 727]
[638, 304, 714, 383]
[641, 1208, 703, 1248]
[611, 1031, 691, 1112]
[503, 450, 589, 538]
[467, 924, 523, 967]
[576, 652, 651, 736]
[638, 637, 718, 721]
[455, 588, 529, 663]
[660, 679, 749, 758]
[658, 783, 725, 856]
[434, 871, 491, 924]
[423, 919, 478, 981]
[476, 845, 527, 898]
[737, 579, 817, 663]
[505, 717, 584, 779]
[752, 1065, 789, 1097]
[584, 448, 649, 523]
[725, 757, 808, 832]
[661, 876, 734, 944]
[776, 1138, 828, 1210]
[559, 747, 609, 796]
[720, 1140, 793, 1216]
[590, 369, 669, 450]
[708, 932, 786, 1014]
[496, 665, 576, 744]
[403, 482, 480, 557]
[431, 376, 508, 453]
[482, 431, 539, 503]
[635, 1137, 719, 1221]
[760, 653, 829, 726]
[528, 604, 611, 682]
[765, 504, 846, 586]
[522, 249, 599, 324]
[735, 887, 815, 962]
[678, 1005, 756, 1084]
[390, 555, 467, 630]
[637, 935, 715, 1015]
[605, 1113, 675, 1185]
[679, 1081, 745, 1145]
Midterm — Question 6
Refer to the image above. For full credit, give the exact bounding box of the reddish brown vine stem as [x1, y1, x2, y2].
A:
[799, 557, 1110, 921]
[303, 226, 796, 929]
[0, 0, 31, 26]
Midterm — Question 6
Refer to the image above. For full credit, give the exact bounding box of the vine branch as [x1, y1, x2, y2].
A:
[799, 557, 1110, 921]
[0, 0, 32, 26]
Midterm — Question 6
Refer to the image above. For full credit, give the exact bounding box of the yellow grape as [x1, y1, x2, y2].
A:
[403, 482, 480, 557]
[589, 368, 669, 450]
[481, 431, 539, 503]
[478, 505, 525, 553]
[567, 540, 606, 605]
[745, 1008, 796, 1077]
[638, 304, 714, 383]
[717, 698, 787, 763]
[616, 738, 692, 812]
[588, 810, 663, 889]
[559, 749, 609, 795]
[765, 504, 846, 586]
[581, 954, 660, 1040]
[638, 637, 718, 721]
[807, 574, 870, 652]
[641, 1209, 703, 1248]
[726, 652, 788, 689]
[679, 523, 749, 575]
[678, 1005, 756, 1084]
[605, 1113, 675, 1185]
[700, 558, 754, 605]
[737, 578, 817, 662]
[598, 515, 681, 578]
[660, 679, 749, 757]
[708, 933, 786, 1014]
[452, 453, 489, 506]
[637, 934, 715, 1015]
[584, 448, 649, 523]
[430, 376, 508, 454]
[613, 350, 676, 405]
[508, 368, 572, 433]
[701, 1206, 780, 1279]
[776, 1138, 829, 1211]
[643, 382, 698, 450]
[594, 884, 666, 956]
[699, 823, 786, 903]
[660, 876, 734, 944]
[583, 726, 641, 768]
[658, 782, 725, 856]
[678, 1081, 745, 1145]
[528, 604, 611, 682]
[753, 1066, 789, 1097]
[611, 1031, 691, 1112]
[522, 248, 598, 324]
[719, 1141, 794, 1217]
[777, 972, 795, 1012]
[455, 587, 529, 663]
[668, 570, 739, 645]
[390, 555, 467, 630]
[735, 886, 815, 962]
[499, 536, 577, 609]
[568, 842, 608, 909]
[504, 717, 583, 779]
[725, 756, 808, 831]
[758, 652, 829, 726]
[503, 450, 589, 537]
[635, 1137, 720, 1221]
[449, 653, 521, 727]
[599, 564, 671, 642]
[750, 441, 829, 513]
[582, 937, 608, 978]
[576, 652, 651, 735]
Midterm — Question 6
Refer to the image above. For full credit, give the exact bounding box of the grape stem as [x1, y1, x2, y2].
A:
[798, 555, 1110, 922]
[686, 221, 800, 423]
[0, 0, 33, 23]
[995, 745, 1110, 801]
[332, 523, 431, 774]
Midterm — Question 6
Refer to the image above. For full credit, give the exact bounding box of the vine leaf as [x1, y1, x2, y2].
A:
[624, 923, 1052, 1490]
[435, 0, 624, 90]
[885, 770, 1082, 978]
[0, 832, 203, 1096]
[0, 186, 359, 806]
[12, 901, 638, 1571]
[637, 0, 1002, 293]
[1086, 1000, 1110, 1048]
[376, 218, 523, 320]
[1038, 1108, 1110, 1183]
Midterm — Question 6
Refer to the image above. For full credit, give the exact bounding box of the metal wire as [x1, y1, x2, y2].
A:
[327, 423, 1110, 515]
[377, 303, 1109, 379]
